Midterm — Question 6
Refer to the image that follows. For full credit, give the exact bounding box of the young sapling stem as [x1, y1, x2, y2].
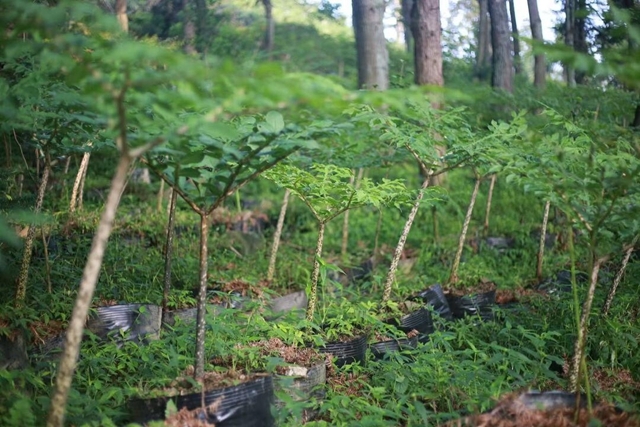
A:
[536, 200, 551, 282]
[42, 227, 52, 293]
[70, 150, 91, 214]
[483, 174, 496, 236]
[161, 189, 178, 325]
[306, 221, 326, 322]
[341, 168, 364, 261]
[602, 236, 638, 316]
[448, 174, 481, 286]
[157, 178, 165, 212]
[194, 211, 209, 379]
[569, 255, 608, 392]
[15, 157, 50, 306]
[382, 177, 430, 303]
[267, 189, 290, 282]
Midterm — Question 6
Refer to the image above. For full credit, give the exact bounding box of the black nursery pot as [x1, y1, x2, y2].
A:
[411, 283, 453, 321]
[386, 307, 435, 337]
[275, 362, 326, 404]
[446, 289, 496, 322]
[317, 335, 367, 368]
[87, 303, 162, 343]
[128, 375, 275, 427]
[369, 336, 419, 360]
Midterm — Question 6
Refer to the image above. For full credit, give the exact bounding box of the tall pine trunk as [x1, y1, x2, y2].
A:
[476, 0, 492, 81]
[488, 0, 514, 92]
[527, 0, 546, 89]
[352, 0, 389, 90]
[261, 0, 275, 56]
[507, 0, 521, 74]
[115, 0, 128, 32]
[411, 0, 444, 87]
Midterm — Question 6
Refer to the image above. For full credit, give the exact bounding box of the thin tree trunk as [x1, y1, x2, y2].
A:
[183, 0, 196, 55]
[267, 189, 291, 282]
[527, 0, 546, 89]
[341, 169, 364, 261]
[70, 151, 91, 214]
[382, 177, 430, 303]
[401, 0, 414, 52]
[352, 0, 389, 90]
[569, 256, 607, 392]
[507, 0, 521, 74]
[15, 161, 50, 306]
[411, 0, 444, 87]
[564, 0, 576, 87]
[483, 174, 496, 236]
[477, 0, 492, 81]
[157, 178, 165, 212]
[63, 156, 71, 175]
[488, 0, 514, 92]
[161, 189, 178, 325]
[116, 0, 129, 32]
[373, 207, 383, 257]
[194, 211, 209, 379]
[77, 154, 90, 211]
[536, 200, 551, 282]
[449, 176, 481, 286]
[261, 0, 275, 56]
[46, 154, 133, 427]
[602, 237, 638, 316]
[42, 227, 52, 294]
[306, 221, 326, 322]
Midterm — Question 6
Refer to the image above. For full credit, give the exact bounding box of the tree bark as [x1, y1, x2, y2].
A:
[411, 0, 444, 88]
[527, 0, 546, 89]
[183, 0, 196, 55]
[70, 151, 90, 214]
[383, 177, 430, 303]
[602, 237, 638, 316]
[507, 0, 521, 74]
[449, 176, 481, 285]
[483, 174, 496, 236]
[352, 0, 389, 90]
[477, 0, 492, 81]
[574, 0, 588, 84]
[15, 160, 50, 306]
[401, 0, 414, 52]
[488, 0, 513, 92]
[161, 189, 177, 326]
[260, 0, 275, 56]
[116, 0, 129, 33]
[306, 221, 326, 322]
[564, 0, 576, 87]
[267, 189, 291, 282]
[536, 200, 551, 282]
[194, 211, 209, 379]
[569, 256, 607, 392]
[46, 155, 132, 427]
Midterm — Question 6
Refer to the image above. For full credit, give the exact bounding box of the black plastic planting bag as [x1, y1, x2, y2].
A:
[317, 335, 367, 367]
[537, 269, 590, 295]
[387, 307, 435, 336]
[128, 375, 275, 427]
[412, 284, 453, 321]
[87, 304, 162, 343]
[446, 289, 496, 322]
[515, 390, 588, 410]
[369, 336, 419, 360]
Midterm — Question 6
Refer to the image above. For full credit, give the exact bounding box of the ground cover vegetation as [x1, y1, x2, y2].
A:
[1, 0, 640, 426]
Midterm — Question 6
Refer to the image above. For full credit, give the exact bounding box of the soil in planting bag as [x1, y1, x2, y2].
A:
[411, 283, 453, 321]
[268, 291, 307, 315]
[128, 375, 274, 427]
[386, 307, 434, 336]
[275, 362, 326, 404]
[317, 335, 367, 368]
[446, 289, 496, 322]
[87, 304, 162, 343]
[0, 333, 28, 369]
[515, 390, 589, 411]
[369, 336, 419, 360]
